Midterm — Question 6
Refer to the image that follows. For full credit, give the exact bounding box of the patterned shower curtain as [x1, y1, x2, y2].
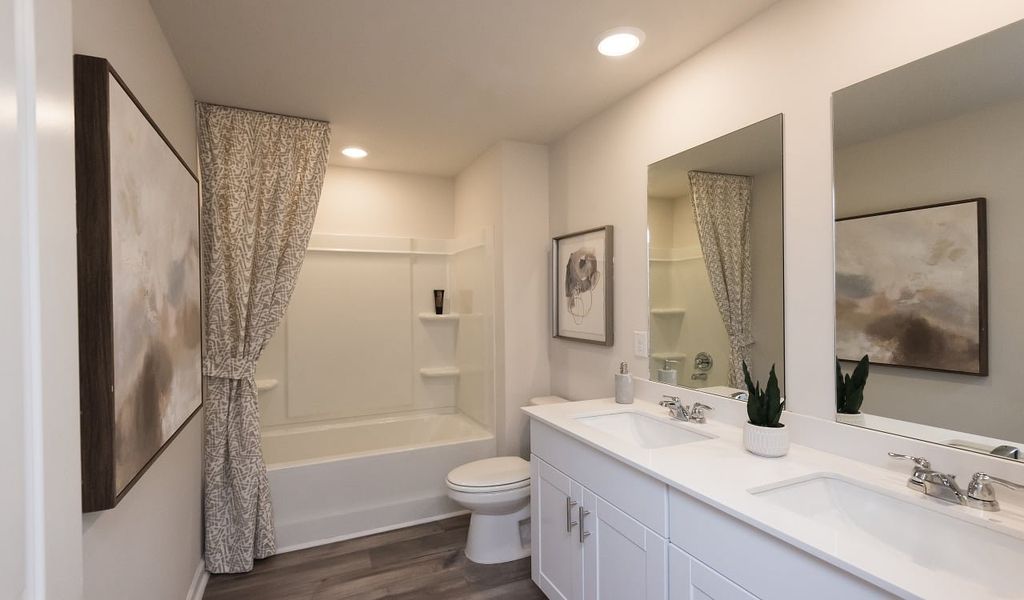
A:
[197, 103, 330, 573]
[688, 171, 754, 388]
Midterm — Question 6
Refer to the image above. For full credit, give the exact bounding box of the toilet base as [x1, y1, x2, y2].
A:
[464, 503, 531, 564]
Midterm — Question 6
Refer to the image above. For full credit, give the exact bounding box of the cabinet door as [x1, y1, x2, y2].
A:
[533, 457, 583, 600]
[669, 544, 758, 600]
[582, 489, 667, 600]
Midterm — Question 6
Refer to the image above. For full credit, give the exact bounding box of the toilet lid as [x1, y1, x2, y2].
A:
[446, 456, 530, 489]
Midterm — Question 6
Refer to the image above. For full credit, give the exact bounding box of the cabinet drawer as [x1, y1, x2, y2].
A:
[670, 544, 757, 600]
[532, 420, 668, 535]
[668, 489, 893, 600]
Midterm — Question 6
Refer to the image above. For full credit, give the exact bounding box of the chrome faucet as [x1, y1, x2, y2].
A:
[966, 472, 1024, 511]
[660, 395, 714, 423]
[889, 452, 1023, 512]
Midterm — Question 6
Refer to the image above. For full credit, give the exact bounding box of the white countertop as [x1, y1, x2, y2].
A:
[523, 397, 1024, 600]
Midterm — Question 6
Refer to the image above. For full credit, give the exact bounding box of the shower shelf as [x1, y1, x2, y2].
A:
[419, 367, 461, 378]
[650, 308, 686, 316]
[418, 313, 461, 321]
[256, 378, 279, 392]
[650, 352, 687, 361]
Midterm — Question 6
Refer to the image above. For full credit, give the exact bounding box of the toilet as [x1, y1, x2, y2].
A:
[446, 395, 567, 564]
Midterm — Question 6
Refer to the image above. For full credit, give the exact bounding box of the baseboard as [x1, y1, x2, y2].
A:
[275, 509, 470, 555]
[186, 560, 209, 600]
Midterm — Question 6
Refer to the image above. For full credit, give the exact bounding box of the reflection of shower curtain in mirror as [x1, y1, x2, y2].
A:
[688, 171, 754, 388]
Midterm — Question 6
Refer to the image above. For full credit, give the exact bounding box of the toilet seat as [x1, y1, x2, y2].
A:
[446, 456, 530, 494]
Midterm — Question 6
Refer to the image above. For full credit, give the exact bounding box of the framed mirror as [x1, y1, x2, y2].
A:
[832, 20, 1024, 460]
[646, 114, 784, 399]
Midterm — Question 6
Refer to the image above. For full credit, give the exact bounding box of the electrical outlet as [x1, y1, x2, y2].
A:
[633, 330, 649, 358]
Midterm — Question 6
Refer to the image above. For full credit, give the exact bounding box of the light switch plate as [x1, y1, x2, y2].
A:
[633, 330, 649, 358]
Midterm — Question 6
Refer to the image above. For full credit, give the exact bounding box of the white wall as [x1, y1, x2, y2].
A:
[312, 166, 455, 239]
[73, 0, 203, 598]
[498, 142, 551, 456]
[548, 0, 1024, 425]
[3, 0, 83, 596]
[835, 98, 1024, 442]
[455, 141, 550, 457]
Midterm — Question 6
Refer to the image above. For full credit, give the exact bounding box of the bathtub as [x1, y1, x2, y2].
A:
[264, 412, 495, 552]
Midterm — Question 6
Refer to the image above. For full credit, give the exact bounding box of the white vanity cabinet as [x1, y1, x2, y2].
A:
[532, 457, 667, 600]
[530, 418, 897, 600]
[533, 458, 581, 600]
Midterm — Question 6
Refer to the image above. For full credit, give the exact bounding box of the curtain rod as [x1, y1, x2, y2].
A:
[196, 101, 330, 125]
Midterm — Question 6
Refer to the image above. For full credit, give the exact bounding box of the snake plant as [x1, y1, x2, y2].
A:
[836, 355, 870, 414]
[743, 361, 784, 428]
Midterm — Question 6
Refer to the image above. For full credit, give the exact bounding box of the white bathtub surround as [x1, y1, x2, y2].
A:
[257, 230, 494, 431]
[742, 422, 789, 457]
[265, 412, 495, 551]
[524, 395, 1024, 599]
[446, 457, 531, 564]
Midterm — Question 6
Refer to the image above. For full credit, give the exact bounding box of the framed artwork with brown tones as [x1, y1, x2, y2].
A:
[835, 198, 988, 376]
[74, 55, 203, 512]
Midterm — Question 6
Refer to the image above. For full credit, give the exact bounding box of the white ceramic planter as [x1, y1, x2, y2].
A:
[836, 412, 866, 426]
[743, 422, 789, 457]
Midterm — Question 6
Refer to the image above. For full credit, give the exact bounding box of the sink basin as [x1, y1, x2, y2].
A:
[752, 474, 1024, 597]
[575, 411, 714, 449]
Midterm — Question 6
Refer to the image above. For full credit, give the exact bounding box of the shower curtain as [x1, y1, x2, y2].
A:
[197, 103, 330, 573]
[688, 171, 754, 388]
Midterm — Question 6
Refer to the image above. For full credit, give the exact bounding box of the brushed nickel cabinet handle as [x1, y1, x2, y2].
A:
[579, 507, 591, 542]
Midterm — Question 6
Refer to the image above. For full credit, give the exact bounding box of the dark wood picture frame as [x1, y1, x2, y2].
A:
[74, 54, 202, 512]
[836, 197, 988, 376]
[551, 225, 615, 346]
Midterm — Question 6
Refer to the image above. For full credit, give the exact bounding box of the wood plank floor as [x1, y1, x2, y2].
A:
[204, 515, 545, 600]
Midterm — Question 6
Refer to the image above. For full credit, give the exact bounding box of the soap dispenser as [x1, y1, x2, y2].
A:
[657, 359, 679, 386]
[615, 362, 634, 404]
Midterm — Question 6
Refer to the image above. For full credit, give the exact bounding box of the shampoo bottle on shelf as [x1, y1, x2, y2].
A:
[615, 362, 634, 404]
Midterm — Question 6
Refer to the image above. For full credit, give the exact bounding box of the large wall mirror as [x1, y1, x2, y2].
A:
[832, 20, 1024, 460]
[647, 114, 784, 399]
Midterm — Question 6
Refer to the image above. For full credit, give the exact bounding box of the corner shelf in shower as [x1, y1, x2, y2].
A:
[419, 367, 461, 378]
[256, 378, 279, 392]
[650, 352, 687, 361]
[418, 313, 461, 321]
[649, 308, 686, 316]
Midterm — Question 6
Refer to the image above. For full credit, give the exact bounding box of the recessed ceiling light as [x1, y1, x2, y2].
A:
[597, 27, 645, 57]
[341, 146, 368, 159]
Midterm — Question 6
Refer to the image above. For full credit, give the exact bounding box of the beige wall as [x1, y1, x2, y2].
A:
[455, 141, 550, 458]
[313, 166, 455, 238]
[548, 0, 1024, 423]
[749, 167, 785, 389]
[835, 98, 1024, 442]
[73, 0, 203, 598]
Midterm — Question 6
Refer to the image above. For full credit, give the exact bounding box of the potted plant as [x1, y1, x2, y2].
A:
[742, 362, 788, 457]
[836, 355, 869, 425]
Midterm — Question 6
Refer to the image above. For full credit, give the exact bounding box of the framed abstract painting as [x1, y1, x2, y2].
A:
[835, 198, 987, 375]
[551, 226, 614, 346]
[74, 55, 203, 511]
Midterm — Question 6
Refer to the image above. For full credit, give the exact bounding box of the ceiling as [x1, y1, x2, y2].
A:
[647, 114, 783, 199]
[150, 0, 778, 176]
[834, 19, 1024, 149]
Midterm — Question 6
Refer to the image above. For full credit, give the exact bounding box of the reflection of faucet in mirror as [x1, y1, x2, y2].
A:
[691, 352, 712, 381]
